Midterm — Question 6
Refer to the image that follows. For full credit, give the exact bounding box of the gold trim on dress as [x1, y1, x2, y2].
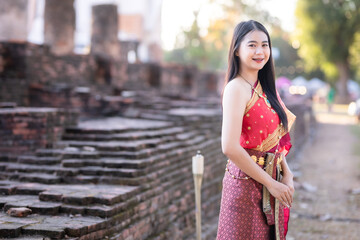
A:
[244, 83, 263, 114]
[254, 108, 296, 152]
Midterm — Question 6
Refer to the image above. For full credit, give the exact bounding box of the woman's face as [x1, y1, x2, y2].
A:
[236, 30, 270, 72]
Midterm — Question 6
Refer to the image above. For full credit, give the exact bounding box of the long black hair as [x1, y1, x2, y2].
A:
[224, 20, 288, 131]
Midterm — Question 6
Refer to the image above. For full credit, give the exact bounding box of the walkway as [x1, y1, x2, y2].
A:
[288, 104, 360, 240]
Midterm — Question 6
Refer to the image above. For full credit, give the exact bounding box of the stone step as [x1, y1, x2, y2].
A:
[35, 149, 100, 159]
[0, 195, 62, 216]
[61, 175, 146, 185]
[60, 130, 204, 154]
[4, 170, 148, 185]
[6, 173, 61, 184]
[39, 185, 139, 206]
[66, 117, 172, 135]
[138, 112, 176, 121]
[0, 143, 222, 239]
[2, 155, 199, 215]
[0, 185, 147, 228]
[69, 166, 142, 178]
[2, 146, 220, 186]
[0, 182, 49, 195]
[62, 126, 184, 141]
[57, 174, 191, 236]
[17, 156, 62, 165]
[0, 154, 18, 163]
[0, 212, 105, 239]
[58, 136, 170, 152]
[39, 167, 197, 219]
[61, 158, 146, 169]
[7, 201, 62, 216]
[59, 202, 119, 218]
[134, 111, 221, 123]
[0, 135, 220, 187]
[96, 136, 203, 159]
[65, 125, 169, 135]
[0, 164, 79, 178]
[3, 163, 60, 174]
[2, 236, 45, 240]
[59, 129, 205, 160]
[97, 148, 158, 159]
[0, 181, 140, 205]
[58, 196, 139, 219]
[2, 137, 215, 181]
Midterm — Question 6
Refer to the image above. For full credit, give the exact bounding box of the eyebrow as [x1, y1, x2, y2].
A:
[247, 40, 268, 44]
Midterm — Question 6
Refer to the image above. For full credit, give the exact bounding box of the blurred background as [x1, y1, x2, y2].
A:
[0, 0, 360, 239]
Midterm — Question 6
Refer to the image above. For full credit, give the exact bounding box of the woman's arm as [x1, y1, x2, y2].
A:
[280, 153, 293, 178]
[222, 80, 292, 207]
[280, 153, 295, 202]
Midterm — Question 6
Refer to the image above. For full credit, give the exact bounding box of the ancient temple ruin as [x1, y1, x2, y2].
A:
[0, 1, 313, 239]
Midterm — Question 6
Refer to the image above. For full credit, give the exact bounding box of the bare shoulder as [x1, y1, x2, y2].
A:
[222, 78, 251, 106]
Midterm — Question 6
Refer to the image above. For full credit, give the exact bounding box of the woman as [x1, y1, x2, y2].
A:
[217, 20, 296, 240]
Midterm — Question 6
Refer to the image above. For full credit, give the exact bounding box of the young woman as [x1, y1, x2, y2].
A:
[216, 20, 296, 240]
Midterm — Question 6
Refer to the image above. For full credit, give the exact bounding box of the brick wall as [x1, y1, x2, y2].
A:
[0, 107, 78, 155]
[125, 63, 161, 90]
[26, 44, 96, 86]
[0, 42, 98, 104]
[160, 64, 198, 97]
[0, 42, 223, 110]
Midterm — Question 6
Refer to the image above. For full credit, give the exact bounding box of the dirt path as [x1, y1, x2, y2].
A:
[287, 105, 360, 240]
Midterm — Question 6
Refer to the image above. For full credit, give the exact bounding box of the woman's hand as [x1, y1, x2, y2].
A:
[266, 179, 293, 208]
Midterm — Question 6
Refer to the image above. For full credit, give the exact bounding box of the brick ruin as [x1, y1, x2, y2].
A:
[0, 1, 315, 239]
[0, 95, 226, 239]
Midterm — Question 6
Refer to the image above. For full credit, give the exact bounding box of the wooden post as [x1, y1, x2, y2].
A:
[192, 151, 204, 240]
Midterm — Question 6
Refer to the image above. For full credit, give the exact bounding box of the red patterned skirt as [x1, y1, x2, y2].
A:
[216, 160, 287, 240]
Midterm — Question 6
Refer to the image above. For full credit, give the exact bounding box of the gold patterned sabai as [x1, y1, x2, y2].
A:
[244, 83, 296, 152]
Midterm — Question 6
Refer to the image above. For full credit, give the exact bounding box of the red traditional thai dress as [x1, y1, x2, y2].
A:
[216, 81, 296, 240]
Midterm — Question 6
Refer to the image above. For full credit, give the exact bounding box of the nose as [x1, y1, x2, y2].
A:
[255, 47, 263, 54]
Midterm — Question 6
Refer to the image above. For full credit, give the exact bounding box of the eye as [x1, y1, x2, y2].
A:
[248, 44, 256, 47]
[262, 43, 269, 47]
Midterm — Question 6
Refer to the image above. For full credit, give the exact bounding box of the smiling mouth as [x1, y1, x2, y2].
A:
[253, 58, 264, 63]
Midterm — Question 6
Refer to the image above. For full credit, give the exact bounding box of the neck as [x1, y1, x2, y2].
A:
[239, 70, 258, 86]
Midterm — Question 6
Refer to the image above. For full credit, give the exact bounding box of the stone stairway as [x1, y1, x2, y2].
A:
[0, 99, 224, 239]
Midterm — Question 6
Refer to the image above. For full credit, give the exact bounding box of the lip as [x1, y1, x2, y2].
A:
[253, 58, 264, 63]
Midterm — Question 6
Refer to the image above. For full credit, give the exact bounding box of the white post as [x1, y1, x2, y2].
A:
[192, 150, 204, 240]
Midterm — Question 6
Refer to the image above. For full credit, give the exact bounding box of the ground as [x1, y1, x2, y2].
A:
[287, 104, 360, 240]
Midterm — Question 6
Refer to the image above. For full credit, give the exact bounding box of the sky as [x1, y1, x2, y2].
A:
[161, 0, 298, 50]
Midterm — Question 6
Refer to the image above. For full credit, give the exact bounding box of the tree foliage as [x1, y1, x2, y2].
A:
[164, 0, 284, 71]
[350, 32, 360, 79]
[295, 0, 360, 72]
[293, 0, 360, 101]
[164, 12, 209, 68]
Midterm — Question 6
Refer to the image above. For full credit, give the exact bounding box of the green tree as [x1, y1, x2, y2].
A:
[350, 32, 360, 80]
[293, 0, 360, 103]
[164, 11, 209, 69]
[164, 0, 285, 71]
